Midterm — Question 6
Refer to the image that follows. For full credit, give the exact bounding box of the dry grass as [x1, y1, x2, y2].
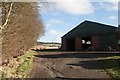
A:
[3, 50, 35, 78]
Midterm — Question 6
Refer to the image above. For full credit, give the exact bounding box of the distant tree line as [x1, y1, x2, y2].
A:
[37, 42, 61, 45]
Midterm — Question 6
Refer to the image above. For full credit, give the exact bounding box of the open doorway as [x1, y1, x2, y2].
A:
[82, 37, 92, 50]
[67, 38, 75, 51]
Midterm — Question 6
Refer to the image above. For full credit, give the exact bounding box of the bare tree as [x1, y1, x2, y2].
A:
[1, 2, 44, 64]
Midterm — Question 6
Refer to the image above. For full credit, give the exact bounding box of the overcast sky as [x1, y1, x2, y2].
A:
[37, 0, 119, 43]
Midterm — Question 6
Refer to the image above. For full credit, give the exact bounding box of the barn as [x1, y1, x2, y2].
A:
[61, 20, 117, 51]
[116, 25, 120, 50]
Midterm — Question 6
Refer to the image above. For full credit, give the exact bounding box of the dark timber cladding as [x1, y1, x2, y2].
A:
[116, 25, 120, 50]
[62, 20, 117, 51]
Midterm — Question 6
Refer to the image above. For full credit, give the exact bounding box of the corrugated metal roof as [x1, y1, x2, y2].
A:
[62, 20, 117, 39]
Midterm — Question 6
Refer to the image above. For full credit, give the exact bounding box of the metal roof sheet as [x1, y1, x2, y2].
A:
[62, 20, 117, 39]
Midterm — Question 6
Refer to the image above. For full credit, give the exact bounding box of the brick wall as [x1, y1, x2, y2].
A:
[92, 36, 100, 50]
[75, 37, 82, 51]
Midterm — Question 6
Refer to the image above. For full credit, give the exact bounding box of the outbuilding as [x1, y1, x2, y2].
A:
[61, 20, 117, 51]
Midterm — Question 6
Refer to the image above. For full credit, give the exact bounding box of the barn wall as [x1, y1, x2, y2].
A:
[62, 38, 67, 51]
[99, 35, 117, 50]
[92, 36, 100, 50]
[117, 35, 120, 50]
[75, 37, 82, 51]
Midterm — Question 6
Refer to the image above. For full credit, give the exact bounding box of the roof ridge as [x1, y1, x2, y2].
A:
[62, 20, 117, 38]
[84, 20, 116, 28]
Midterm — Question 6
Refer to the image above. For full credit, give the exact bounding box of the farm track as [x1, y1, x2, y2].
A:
[29, 51, 119, 79]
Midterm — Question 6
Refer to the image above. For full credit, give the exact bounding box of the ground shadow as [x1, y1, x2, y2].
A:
[32, 49, 60, 52]
[35, 52, 120, 59]
[56, 77, 115, 80]
[67, 59, 120, 70]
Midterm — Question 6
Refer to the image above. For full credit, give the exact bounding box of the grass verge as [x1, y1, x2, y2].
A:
[3, 50, 35, 78]
[99, 56, 120, 79]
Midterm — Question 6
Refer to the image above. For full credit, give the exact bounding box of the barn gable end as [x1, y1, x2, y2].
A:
[62, 20, 117, 51]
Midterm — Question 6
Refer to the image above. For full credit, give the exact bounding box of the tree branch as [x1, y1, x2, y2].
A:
[1, 2, 13, 30]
